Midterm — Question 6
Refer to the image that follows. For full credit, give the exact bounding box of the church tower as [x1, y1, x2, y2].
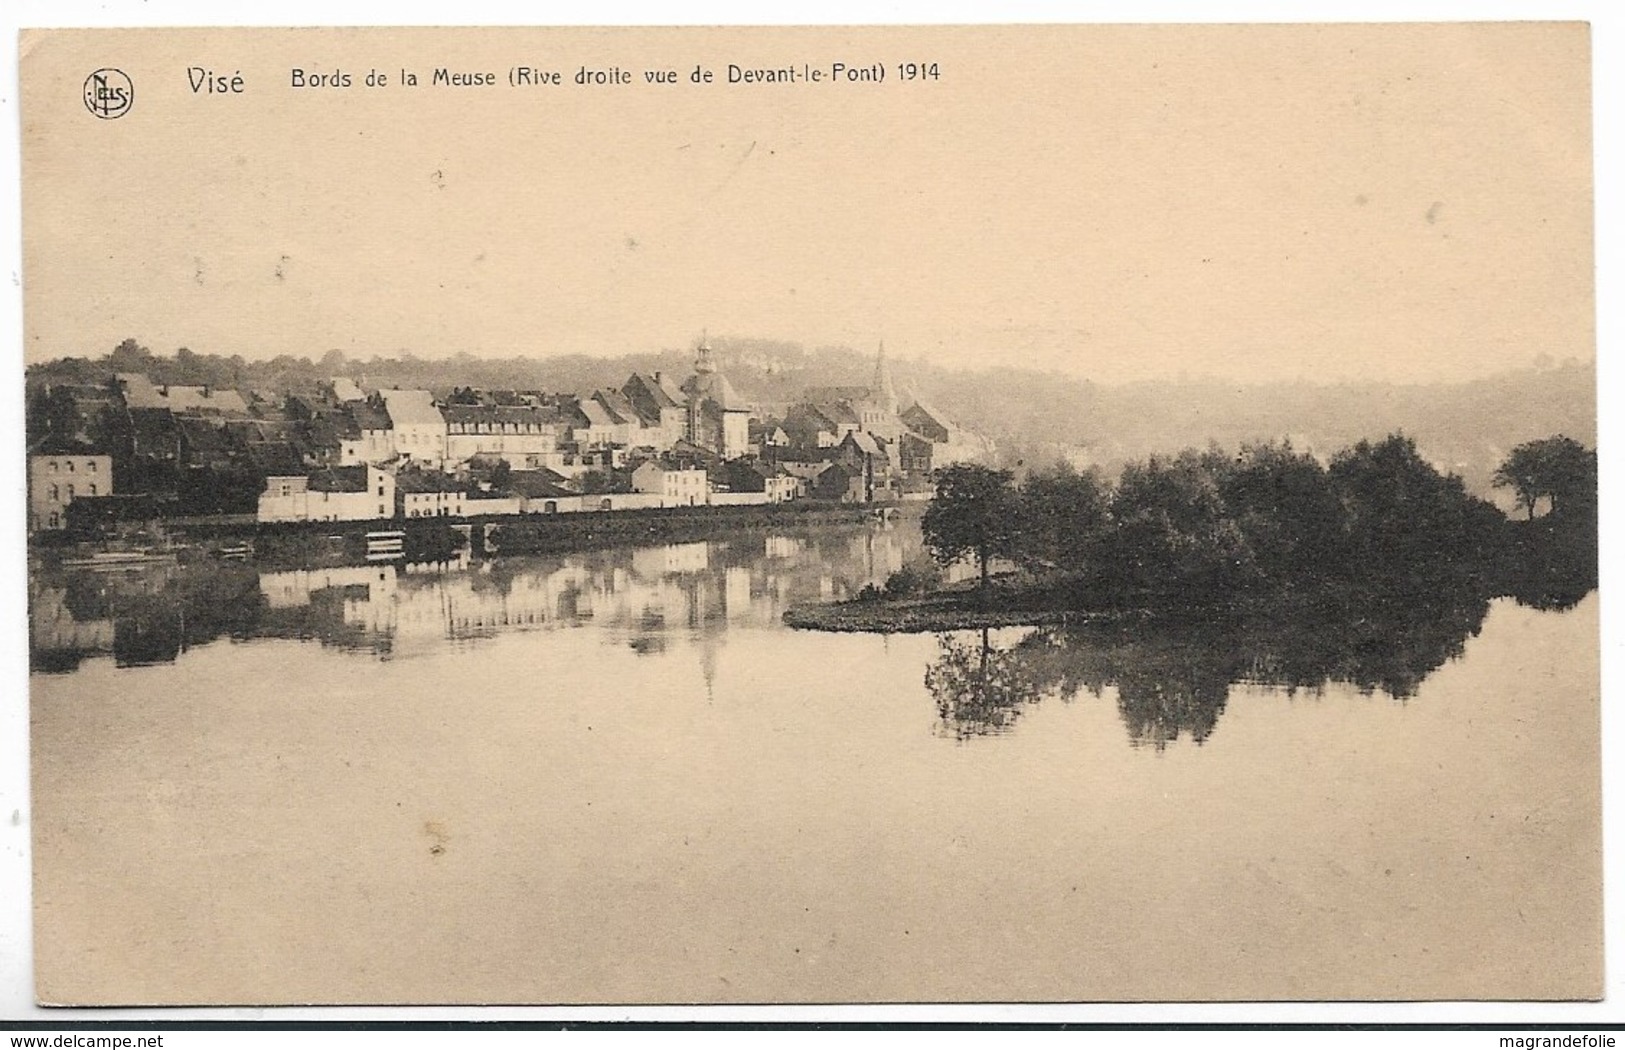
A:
[685, 332, 714, 447]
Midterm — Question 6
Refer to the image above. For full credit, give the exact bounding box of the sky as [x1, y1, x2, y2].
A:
[19, 23, 1594, 384]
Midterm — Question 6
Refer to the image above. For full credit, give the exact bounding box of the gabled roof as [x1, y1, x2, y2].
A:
[329, 377, 366, 402]
[115, 373, 160, 406]
[655, 372, 688, 406]
[593, 388, 638, 425]
[116, 374, 249, 415]
[816, 400, 862, 426]
[786, 403, 837, 431]
[902, 400, 951, 429]
[780, 461, 832, 480]
[576, 398, 615, 427]
[348, 400, 394, 432]
[842, 430, 883, 456]
[378, 389, 444, 428]
[625, 373, 681, 411]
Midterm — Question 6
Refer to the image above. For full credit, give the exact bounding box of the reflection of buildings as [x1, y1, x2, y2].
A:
[29, 583, 116, 671]
[30, 524, 925, 671]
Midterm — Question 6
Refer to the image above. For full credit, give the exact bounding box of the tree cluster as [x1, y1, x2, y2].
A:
[924, 434, 1595, 613]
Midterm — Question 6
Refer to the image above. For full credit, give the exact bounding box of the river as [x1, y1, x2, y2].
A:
[28, 520, 1601, 1003]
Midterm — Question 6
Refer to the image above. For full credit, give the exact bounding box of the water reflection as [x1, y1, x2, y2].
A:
[28, 524, 920, 673]
[31, 521, 1590, 756]
[927, 590, 1501, 747]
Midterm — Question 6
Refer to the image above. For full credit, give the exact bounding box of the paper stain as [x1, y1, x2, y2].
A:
[424, 819, 449, 857]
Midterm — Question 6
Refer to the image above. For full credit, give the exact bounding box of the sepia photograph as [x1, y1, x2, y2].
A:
[5, 13, 1606, 1017]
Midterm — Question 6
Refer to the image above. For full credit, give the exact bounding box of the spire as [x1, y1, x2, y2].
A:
[874, 340, 898, 416]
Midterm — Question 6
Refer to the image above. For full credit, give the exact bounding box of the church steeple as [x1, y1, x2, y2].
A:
[874, 340, 899, 417]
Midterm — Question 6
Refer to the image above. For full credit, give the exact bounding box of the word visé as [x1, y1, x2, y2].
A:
[187, 67, 245, 94]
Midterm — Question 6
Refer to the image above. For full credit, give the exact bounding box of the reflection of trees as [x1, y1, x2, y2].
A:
[38, 563, 270, 670]
[924, 590, 1495, 748]
[925, 628, 1047, 739]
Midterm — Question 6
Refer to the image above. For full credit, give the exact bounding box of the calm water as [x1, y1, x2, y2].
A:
[29, 521, 1601, 1003]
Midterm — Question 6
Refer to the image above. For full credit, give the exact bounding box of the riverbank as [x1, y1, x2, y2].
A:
[783, 594, 1078, 633]
[36, 499, 919, 572]
[784, 572, 1099, 633]
[486, 501, 908, 556]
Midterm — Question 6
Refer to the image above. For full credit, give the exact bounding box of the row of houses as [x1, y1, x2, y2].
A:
[254, 459, 803, 524]
[27, 339, 993, 531]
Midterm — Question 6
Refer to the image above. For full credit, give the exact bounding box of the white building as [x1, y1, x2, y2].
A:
[379, 389, 447, 468]
[631, 462, 709, 507]
[258, 465, 395, 524]
[442, 404, 562, 466]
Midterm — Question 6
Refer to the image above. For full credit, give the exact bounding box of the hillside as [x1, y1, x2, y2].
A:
[26, 337, 1594, 501]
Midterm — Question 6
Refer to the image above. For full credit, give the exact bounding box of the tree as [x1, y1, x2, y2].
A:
[1106, 450, 1257, 603]
[1493, 436, 1596, 520]
[1015, 463, 1110, 573]
[921, 464, 1020, 596]
[1329, 435, 1500, 590]
[1217, 441, 1344, 586]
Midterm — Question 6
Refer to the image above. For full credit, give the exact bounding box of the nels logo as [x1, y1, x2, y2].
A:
[83, 68, 134, 119]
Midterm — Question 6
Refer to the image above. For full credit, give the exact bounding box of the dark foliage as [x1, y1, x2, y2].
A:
[921, 464, 1021, 595]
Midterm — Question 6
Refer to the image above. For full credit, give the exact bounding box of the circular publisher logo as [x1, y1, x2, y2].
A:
[83, 68, 134, 119]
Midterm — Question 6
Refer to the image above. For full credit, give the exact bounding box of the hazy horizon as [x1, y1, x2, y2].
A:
[22, 23, 1593, 386]
[24, 332, 1596, 394]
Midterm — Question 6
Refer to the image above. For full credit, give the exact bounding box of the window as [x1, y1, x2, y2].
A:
[88, 461, 98, 473]
[48, 512, 59, 528]
[65, 484, 74, 499]
[88, 483, 97, 496]
[67, 461, 74, 472]
[48, 460, 58, 472]
[48, 484, 58, 501]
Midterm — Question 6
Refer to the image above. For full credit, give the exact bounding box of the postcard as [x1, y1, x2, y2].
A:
[18, 22, 1598, 1005]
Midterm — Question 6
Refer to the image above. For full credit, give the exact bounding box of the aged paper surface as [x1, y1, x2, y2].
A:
[19, 24, 1597, 1005]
